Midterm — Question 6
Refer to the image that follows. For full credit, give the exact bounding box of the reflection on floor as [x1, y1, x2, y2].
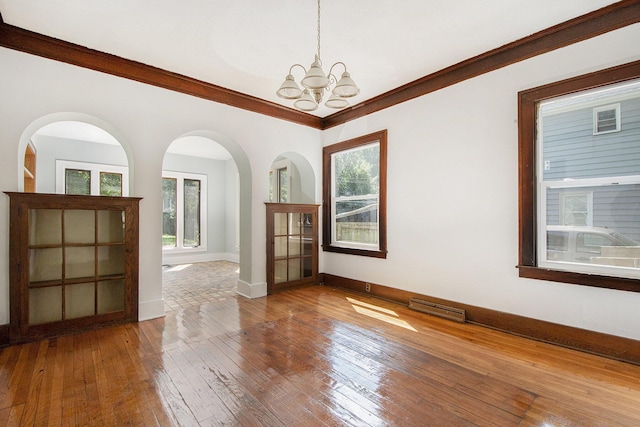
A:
[162, 260, 238, 312]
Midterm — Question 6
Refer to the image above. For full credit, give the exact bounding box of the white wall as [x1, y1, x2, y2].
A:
[1, 22, 639, 342]
[0, 46, 322, 323]
[322, 23, 640, 341]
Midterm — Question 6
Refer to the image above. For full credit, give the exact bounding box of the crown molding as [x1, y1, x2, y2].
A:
[322, 0, 640, 129]
[1, 1, 638, 130]
[0, 20, 322, 129]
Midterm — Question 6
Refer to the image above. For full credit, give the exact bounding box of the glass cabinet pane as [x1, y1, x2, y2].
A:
[274, 212, 287, 235]
[274, 236, 288, 258]
[288, 236, 302, 256]
[29, 209, 62, 245]
[29, 248, 62, 282]
[97, 246, 125, 276]
[303, 257, 313, 278]
[303, 238, 313, 256]
[65, 282, 95, 319]
[303, 213, 313, 236]
[97, 210, 125, 243]
[29, 286, 62, 325]
[274, 260, 288, 284]
[98, 280, 125, 314]
[64, 210, 95, 244]
[288, 258, 301, 281]
[289, 213, 301, 234]
[65, 247, 95, 279]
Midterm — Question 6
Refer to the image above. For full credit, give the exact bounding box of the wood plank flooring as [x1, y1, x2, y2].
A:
[1, 285, 639, 426]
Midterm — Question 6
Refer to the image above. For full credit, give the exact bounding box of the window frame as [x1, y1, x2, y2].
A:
[322, 129, 387, 258]
[518, 60, 640, 292]
[593, 103, 621, 135]
[162, 170, 208, 253]
[269, 159, 292, 203]
[559, 191, 592, 226]
[56, 159, 128, 196]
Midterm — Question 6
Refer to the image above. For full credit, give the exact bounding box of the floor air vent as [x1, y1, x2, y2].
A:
[409, 298, 466, 323]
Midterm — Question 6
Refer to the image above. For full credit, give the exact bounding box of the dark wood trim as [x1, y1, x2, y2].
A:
[517, 60, 640, 292]
[1, 3, 638, 130]
[0, 21, 322, 129]
[322, 130, 388, 258]
[323, 273, 640, 365]
[322, 0, 640, 129]
[0, 324, 9, 347]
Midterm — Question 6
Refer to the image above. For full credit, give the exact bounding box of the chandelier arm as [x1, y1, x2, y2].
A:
[326, 62, 347, 89]
[327, 62, 347, 78]
[288, 63, 308, 77]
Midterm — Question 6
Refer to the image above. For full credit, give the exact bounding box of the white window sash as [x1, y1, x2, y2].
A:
[330, 153, 380, 251]
[162, 170, 208, 253]
[536, 175, 640, 279]
[56, 159, 129, 196]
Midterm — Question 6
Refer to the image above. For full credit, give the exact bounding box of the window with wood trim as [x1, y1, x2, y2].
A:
[518, 60, 640, 292]
[323, 130, 387, 258]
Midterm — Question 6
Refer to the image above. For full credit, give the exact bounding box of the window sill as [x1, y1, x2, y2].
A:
[162, 246, 208, 254]
[517, 265, 639, 293]
[323, 244, 387, 259]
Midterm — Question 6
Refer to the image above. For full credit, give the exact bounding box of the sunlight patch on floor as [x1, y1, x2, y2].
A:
[347, 297, 417, 332]
[164, 263, 192, 272]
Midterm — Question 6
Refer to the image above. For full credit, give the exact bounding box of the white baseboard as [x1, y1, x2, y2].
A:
[162, 252, 239, 265]
[138, 298, 165, 321]
[237, 280, 267, 299]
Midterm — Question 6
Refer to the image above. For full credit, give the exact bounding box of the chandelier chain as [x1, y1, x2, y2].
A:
[316, 0, 321, 60]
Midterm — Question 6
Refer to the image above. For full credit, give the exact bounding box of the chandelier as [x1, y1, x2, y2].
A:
[276, 0, 360, 111]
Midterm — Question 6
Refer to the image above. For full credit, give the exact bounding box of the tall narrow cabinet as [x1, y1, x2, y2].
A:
[266, 203, 319, 294]
[6, 192, 141, 343]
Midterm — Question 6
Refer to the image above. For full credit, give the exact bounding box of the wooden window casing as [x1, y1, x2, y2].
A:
[323, 130, 388, 258]
[518, 60, 640, 292]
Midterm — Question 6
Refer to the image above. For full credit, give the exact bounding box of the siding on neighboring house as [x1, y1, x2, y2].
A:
[542, 96, 640, 181]
[547, 186, 640, 241]
[542, 95, 640, 241]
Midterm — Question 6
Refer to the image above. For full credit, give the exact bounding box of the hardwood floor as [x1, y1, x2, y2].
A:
[1, 285, 639, 426]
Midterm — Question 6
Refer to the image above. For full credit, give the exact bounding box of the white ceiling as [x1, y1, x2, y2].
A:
[3, 1, 622, 160]
[0, 0, 619, 119]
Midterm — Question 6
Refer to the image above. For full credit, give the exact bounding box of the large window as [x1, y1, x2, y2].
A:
[162, 171, 207, 251]
[518, 60, 640, 291]
[323, 130, 387, 258]
[56, 160, 128, 196]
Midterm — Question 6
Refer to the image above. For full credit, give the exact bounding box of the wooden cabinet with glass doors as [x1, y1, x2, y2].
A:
[6, 192, 141, 343]
[266, 203, 319, 294]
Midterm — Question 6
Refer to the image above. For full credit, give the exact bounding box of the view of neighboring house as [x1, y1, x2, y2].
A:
[539, 79, 640, 267]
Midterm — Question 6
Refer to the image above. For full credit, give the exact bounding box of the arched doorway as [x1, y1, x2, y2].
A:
[161, 131, 252, 309]
[18, 113, 133, 195]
